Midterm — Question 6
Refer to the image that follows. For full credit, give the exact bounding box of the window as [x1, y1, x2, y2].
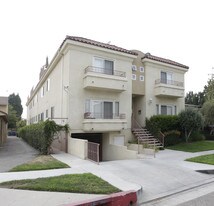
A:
[38, 114, 41, 121]
[139, 66, 144, 72]
[41, 113, 44, 121]
[46, 79, 50, 91]
[41, 86, 44, 97]
[132, 65, 137, 71]
[156, 104, 176, 115]
[139, 75, 144, 81]
[132, 74, 136, 80]
[51, 107, 54, 119]
[115, 102, 119, 117]
[161, 71, 173, 84]
[93, 57, 114, 75]
[85, 100, 120, 119]
[46, 109, 48, 118]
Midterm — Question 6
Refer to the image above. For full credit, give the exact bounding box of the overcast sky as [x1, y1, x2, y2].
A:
[1, 0, 214, 118]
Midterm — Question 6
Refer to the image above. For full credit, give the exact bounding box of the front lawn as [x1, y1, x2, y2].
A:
[167, 141, 214, 152]
[9, 155, 70, 172]
[186, 154, 214, 165]
[0, 173, 120, 194]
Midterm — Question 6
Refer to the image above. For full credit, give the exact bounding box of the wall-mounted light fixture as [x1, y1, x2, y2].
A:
[149, 98, 152, 104]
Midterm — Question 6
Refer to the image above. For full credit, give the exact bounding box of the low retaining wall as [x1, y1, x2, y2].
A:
[67, 137, 88, 159]
[103, 144, 138, 161]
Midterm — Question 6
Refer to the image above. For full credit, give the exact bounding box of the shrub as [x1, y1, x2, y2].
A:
[146, 115, 180, 136]
[189, 131, 205, 142]
[164, 130, 181, 146]
[18, 120, 69, 154]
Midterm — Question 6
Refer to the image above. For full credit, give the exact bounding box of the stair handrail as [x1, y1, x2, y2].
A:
[158, 131, 165, 148]
[132, 117, 143, 130]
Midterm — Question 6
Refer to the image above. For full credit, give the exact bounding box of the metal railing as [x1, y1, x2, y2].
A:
[155, 79, 184, 87]
[85, 66, 126, 77]
[84, 112, 126, 120]
[87, 142, 100, 164]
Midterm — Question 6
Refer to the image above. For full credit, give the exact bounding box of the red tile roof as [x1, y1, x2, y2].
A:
[142, 53, 189, 69]
[61, 36, 138, 56]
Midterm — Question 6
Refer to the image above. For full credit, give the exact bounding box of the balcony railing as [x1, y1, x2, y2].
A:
[85, 66, 126, 77]
[84, 112, 126, 120]
[155, 79, 184, 87]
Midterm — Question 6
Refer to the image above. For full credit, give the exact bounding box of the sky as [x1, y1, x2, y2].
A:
[0, 0, 214, 118]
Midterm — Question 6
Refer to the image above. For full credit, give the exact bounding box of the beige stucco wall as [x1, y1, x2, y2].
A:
[132, 51, 145, 95]
[27, 51, 70, 125]
[131, 60, 187, 126]
[67, 137, 88, 159]
[68, 45, 134, 134]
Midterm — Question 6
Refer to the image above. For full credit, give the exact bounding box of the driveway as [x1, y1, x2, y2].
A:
[0, 136, 38, 172]
[52, 149, 214, 203]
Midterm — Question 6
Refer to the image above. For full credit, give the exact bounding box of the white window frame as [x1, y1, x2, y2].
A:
[156, 104, 176, 115]
[139, 66, 144, 72]
[132, 74, 136, 80]
[139, 75, 144, 81]
[93, 57, 114, 74]
[161, 71, 173, 84]
[46, 79, 50, 91]
[132, 65, 137, 71]
[41, 86, 44, 98]
[85, 99, 120, 118]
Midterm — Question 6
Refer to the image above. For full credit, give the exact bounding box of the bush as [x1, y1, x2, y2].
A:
[146, 115, 180, 136]
[189, 131, 205, 142]
[18, 120, 69, 154]
[164, 130, 181, 146]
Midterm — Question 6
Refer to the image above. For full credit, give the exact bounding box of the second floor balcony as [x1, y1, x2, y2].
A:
[83, 112, 127, 132]
[83, 66, 128, 92]
[154, 78, 184, 98]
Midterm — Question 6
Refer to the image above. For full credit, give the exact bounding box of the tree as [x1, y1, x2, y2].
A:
[201, 100, 214, 125]
[16, 119, 27, 129]
[185, 91, 205, 106]
[8, 105, 18, 129]
[8, 93, 23, 120]
[179, 109, 204, 142]
[204, 78, 214, 101]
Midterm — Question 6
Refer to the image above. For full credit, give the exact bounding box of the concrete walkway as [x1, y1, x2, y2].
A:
[0, 136, 38, 172]
[0, 136, 214, 205]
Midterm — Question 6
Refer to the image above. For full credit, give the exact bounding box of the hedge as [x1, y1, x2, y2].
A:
[164, 130, 181, 146]
[18, 120, 69, 154]
[146, 115, 180, 136]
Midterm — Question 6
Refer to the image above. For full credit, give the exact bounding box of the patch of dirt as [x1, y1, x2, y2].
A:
[28, 155, 54, 164]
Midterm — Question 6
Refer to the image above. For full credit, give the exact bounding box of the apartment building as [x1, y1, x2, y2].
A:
[131, 50, 189, 126]
[0, 96, 8, 145]
[26, 36, 188, 161]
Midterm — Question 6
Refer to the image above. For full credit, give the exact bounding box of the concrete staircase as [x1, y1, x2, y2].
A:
[132, 128, 164, 149]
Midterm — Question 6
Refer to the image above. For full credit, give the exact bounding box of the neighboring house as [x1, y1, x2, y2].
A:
[0, 96, 8, 145]
[26, 36, 188, 161]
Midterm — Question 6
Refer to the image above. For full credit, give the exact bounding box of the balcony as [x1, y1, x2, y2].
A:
[83, 112, 127, 132]
[83, 66, 128, 92]
[154, 79, 184, 98]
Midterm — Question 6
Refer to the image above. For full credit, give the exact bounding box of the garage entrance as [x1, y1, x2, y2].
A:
[71, 133, 102, 162]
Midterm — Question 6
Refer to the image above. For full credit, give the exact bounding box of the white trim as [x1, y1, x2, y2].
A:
[132, 65, 137, 71]
[132, 74, 136, 80]
[139, 66, 144, 72]
[139, 75, 144, 81]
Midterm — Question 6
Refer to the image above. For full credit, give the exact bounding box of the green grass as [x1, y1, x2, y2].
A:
[186, 154, 214, 165]
[0, 173, 120, 194]
[167, 141, 214, 152]
[9, 155, 70, 172]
